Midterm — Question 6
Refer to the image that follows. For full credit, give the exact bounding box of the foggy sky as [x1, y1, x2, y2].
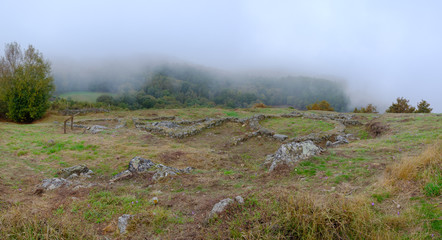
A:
[1, 0, 441, 112]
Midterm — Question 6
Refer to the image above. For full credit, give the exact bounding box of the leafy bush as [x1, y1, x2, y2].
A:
[96, 95, 114, 105]
[354, 104, 378, 113]
[0, 42, 54, 122]
[306, 100, 334, 111]
[415, 100, 432, 113]
[386, 97, 415, 113]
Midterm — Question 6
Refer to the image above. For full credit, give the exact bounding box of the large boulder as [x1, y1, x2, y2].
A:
[266, 140, 322, 171]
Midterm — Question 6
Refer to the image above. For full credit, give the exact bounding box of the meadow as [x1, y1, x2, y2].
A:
[0, 108, 440, 239]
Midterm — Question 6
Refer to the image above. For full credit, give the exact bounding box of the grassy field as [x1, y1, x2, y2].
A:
[58, 92, 117, 103]
[0, 108, 440, 239]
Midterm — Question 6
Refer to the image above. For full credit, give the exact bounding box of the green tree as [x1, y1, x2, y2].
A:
[386, 97, 415, 113]
[306, 100, 334, 111]
[415, 100, 432, 113]
[0, 42, 54, 122]
[354, 104, 378, 113]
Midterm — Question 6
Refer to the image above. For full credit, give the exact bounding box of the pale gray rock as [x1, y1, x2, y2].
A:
[40, 178, 71, 190]
[210, 198, 234, 218]
[266, 140, 322, 171]
[273, 134, 288, 141]
[88, 125, 107, 134]
[118, 214, 133, 234]
[235, 196, 244, 204]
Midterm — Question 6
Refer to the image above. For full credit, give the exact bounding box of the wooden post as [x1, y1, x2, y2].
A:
[64, 119, 67, 134]
[70, 115, 74, 130]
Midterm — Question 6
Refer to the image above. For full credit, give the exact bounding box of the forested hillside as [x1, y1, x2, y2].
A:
[54, 62, 349, 111]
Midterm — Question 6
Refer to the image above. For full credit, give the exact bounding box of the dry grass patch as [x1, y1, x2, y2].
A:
[385, 141, 441, 186]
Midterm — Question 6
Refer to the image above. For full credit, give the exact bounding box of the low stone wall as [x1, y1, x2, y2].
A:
[59, 108, 109, 116]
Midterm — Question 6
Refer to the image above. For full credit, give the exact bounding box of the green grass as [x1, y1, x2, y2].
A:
[261, 117, 334, 137]
[59, 91, 117, 103]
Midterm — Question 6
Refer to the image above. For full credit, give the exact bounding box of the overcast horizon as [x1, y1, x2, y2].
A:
[1, 0, 441, 112]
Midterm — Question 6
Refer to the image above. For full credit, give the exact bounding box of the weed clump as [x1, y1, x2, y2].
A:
[252, 102, 269, 108]
[366, 121, 389, 137]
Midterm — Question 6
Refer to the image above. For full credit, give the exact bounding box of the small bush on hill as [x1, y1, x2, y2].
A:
[252, 102, 268, 108]
[96, 95, 114, 105]
[354, 104, 378, 113]
[306, 100, 334, 111]
[386, 97, 415, 113]
[415, 100, 432, 113]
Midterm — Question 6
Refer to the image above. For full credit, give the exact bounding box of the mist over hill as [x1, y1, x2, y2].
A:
[53, 59, 349, 111]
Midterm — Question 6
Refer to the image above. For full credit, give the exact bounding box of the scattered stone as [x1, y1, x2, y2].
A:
[118, 214, 133, 234]
[326, 134, 350, 147]
[273, 134, 288, 141]
[110, 170, 133, 182]
[87, 125, 107, 134]
[58, 164, 91, 178]
[111, 157, 194, 182]
[66, 173, 79, 180]
[235, 196, 244, 204]
[210, 198, 234, 218]
[40, 178, 71, 190]
[152, 121, 180, 128]
[47, 139, 55, 146]
[152, 164, 181, 181]
[128, 156, 155, 173]
[266, 140, 322, 171]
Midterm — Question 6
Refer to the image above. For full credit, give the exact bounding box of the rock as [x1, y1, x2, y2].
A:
[184, 166, 194, 173]
[266, 140, 322, 171]
[235, 196, 244, 204]
[66, 173, 79, 180]
[58, 165, 90, 178]
[210, 198, 234, 217]
[110, 170, 133, 182]
[88, 125, 107, 134]
[118, 214, 133, 234]
[111, 156, 194, 182]
[128, 156, 155, 173]
[40, 178, 71, 190]
[152, 164, 180, 181]
[326, 135, 349, 147]
[47, 139, 55, 146]
[152, 121, 180, 128]
[273, 134, 288, 141]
